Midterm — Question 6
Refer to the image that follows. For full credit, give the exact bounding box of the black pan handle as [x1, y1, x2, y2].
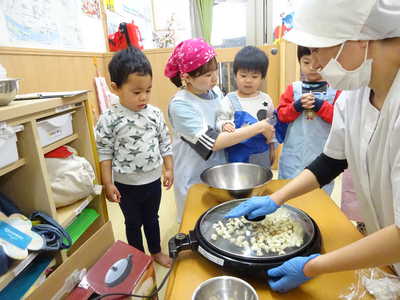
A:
[168, 231, 198, 259]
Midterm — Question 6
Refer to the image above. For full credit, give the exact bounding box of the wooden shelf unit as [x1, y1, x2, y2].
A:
[0, 253, 38, 292]
[42, 133, 79, 154]
[0, 158, 26, 177]
[0, 94, 108, 295]
[57, 195, 93, 227]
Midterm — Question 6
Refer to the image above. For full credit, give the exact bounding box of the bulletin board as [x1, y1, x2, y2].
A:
[0, 0, 107, 52]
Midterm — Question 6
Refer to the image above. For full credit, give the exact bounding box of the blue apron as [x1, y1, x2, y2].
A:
[278, 81, 336, 195]
[169, 88, 227, 222]
[224, 93, 271, 168]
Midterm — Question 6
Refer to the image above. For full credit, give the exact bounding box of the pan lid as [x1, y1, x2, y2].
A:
[199, 199, 316, 260]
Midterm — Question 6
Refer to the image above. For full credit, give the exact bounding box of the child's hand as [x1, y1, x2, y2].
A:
[222, 123, 235, 133]
[262, 123, 275, 142]
[105, 183, 121, 203]
[301, 93, 315, 109]
[163, 169, 174, 190]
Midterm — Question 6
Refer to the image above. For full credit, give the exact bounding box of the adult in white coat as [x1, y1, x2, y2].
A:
[225, 0, 400, 293]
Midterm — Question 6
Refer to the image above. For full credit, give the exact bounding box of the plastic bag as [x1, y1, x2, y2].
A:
[340, 268, 400, 300]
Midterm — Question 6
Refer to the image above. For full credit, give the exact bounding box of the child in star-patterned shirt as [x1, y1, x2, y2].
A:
[95, 47, 173, 268]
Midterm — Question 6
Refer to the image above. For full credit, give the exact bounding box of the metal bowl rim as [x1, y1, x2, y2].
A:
[200, 162, 272, 190]
[191, 275, 258, 300]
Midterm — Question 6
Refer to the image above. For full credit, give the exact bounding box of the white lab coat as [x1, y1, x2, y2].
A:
[324, 70, 400, 274]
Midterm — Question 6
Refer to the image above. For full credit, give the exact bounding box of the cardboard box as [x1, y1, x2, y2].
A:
[37, 113, 73, 146]
[26, 222, 158, 300]
[0, 125, 23, 168]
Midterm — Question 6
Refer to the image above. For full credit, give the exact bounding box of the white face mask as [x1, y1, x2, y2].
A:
[319, 42, 372, 91]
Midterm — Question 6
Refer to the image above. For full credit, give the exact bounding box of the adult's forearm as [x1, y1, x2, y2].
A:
[213, 121, 267, 151]
[163, 155, 173, 171]
[304, 224, 400, 276]
[270, 169, 320, 205]
[100, 160, 113, 185]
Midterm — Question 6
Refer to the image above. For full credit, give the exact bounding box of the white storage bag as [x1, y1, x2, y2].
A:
[45, 146, 102, 208]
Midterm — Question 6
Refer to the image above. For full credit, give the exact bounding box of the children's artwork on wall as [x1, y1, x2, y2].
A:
[106, 10, 122, 36]
[104, 0, 115, 12]
[151, 0, 191, 46]
[273, 12, 294, 43]
[0, 0, 106, 52]
[94, 77, 120, 114]
[81, 0, 101, 19]
[272, 0, 296, 43]
[153, 14, 177, 48]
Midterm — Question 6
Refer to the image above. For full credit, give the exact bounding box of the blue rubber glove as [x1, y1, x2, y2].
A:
[267, 254, 320, 293]
[224, 196, 280, 219]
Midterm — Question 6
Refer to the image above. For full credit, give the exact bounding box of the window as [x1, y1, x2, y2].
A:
[211, 0, 248, 48]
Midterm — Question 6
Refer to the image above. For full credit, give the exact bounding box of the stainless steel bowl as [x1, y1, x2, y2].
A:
[192, 276, 258, 300]
[200, 163, 273, 201]
[0, 78, 19, 106]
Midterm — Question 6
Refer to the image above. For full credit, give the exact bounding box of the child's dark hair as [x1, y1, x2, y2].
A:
[297, 46, 311, 62]
[170, 57, 218, 88]
[233, 46, 269, 78]
[108, 47, 152, 88]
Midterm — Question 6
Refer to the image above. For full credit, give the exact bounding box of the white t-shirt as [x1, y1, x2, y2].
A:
[237, 92, 275, 121]
[216, 91, 275, 131]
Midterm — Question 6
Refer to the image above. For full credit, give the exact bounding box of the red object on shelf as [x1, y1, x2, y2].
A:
[44, 146, 73, 158]
[108, 21, 143, 52]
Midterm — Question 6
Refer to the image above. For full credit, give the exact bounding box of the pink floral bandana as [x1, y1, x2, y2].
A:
[164, 38, 216, 78]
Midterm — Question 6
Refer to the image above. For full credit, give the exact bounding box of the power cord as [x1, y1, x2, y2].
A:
[92, 258, 176, 299]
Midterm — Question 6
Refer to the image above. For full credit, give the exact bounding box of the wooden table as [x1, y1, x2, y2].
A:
[165, 180, 375, 300]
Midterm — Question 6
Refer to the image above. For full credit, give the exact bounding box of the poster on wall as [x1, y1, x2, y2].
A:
[104, 0, 154, 49]
[151, 0, 191, 48]
[82, 0, 101, 18]
[272, 0, 296, 43]
[104, 0, 115, 11]
[0, 0, 106, 52]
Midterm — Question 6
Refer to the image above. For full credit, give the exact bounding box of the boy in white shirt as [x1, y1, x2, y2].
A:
[217, 46, 276, 168]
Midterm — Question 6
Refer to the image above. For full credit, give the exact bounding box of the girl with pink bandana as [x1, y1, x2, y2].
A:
[165, 38, 274, 222]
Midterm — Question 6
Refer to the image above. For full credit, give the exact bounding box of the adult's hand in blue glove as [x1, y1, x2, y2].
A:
[224, 196, 280, 219]
[267, 254, 320, 293]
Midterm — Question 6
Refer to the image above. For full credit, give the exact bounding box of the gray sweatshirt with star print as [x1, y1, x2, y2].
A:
[95, 103, 172, 185]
